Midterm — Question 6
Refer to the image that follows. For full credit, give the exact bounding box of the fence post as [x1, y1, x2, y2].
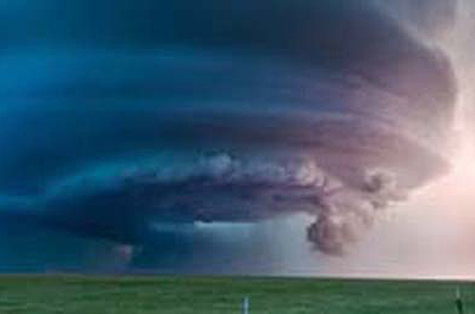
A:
[242, 296, 249, 314]
[455, 286, 464, 314]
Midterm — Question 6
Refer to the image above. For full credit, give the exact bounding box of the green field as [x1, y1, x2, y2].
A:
[0, 276, 473, 314]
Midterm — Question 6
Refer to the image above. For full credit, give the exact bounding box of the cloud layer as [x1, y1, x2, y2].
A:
[0, 0, 458, 268]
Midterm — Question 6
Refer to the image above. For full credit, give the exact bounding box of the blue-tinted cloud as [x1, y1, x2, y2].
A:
[0, 0, 457, 264]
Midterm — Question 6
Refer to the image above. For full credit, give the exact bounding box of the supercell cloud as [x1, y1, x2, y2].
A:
[0, 0, 458, 268]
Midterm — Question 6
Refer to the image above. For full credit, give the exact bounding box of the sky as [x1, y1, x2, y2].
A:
[0, 0, 472, 276]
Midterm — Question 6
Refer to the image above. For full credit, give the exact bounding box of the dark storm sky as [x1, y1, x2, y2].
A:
[0, 0, 458, 271]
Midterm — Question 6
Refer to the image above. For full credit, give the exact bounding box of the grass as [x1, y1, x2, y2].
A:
[0, 275, 473, 314]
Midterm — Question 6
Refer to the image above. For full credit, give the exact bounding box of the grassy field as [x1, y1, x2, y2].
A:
[0, 276, 473, 314]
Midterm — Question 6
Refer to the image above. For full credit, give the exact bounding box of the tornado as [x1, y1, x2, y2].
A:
[0, 0, 457, 260]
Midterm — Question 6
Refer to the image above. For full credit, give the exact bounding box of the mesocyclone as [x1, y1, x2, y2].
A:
[0, 0, 457, 255]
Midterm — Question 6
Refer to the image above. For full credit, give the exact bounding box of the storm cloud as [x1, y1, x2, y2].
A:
[0, 0, 458, 266]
